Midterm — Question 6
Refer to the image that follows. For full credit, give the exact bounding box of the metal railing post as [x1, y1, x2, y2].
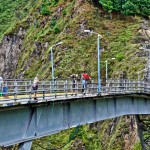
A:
[42, 79, 45, 100]
[50, 81, 52, 94]
[14, 80, 17, 101]
[75, 80, 77, 96]
[65, 80, 67, 97]
[25, 81, 27, 93]
[29, 80, 32, 100]
[54, 80, 57, 98]
[91, 80, 94, 95]
[76, 79, 79, 96]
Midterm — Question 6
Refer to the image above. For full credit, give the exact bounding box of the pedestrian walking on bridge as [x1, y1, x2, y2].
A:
[32, 74, 39, 100]
[2, 83, 9, 98]
[70, 74, 79, 96]
[0, 76, 3, 96]
[81, 71, 91, 94]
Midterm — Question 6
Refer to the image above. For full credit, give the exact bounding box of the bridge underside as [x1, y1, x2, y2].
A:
[0, 94, 150, 148]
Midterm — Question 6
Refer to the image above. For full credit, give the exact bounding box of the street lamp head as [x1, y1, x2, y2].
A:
[55, 41, 63, 47]
[137, 68, 147, 74]
[84, 30, 91, 33]
[84, 30, 103, 38]
[111, 58, 115, 60]
[50, 41, 63, 50]
[57, 41, 63, 45]
[98, 34, 103, 38]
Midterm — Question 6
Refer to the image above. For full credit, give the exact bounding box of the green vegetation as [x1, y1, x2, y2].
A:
[99, 0, 150, 17]
[52, 0, 59, 6]
[31, 117, 140, 150]
[0, 0, 31, 39]
[133, 142, 142, 150]
[116, 53, 124, 61]
[0, 0, 144, 80]
[40, 0, 51, 15]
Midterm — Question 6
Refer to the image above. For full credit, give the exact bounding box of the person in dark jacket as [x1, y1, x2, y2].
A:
[2, 83, 9, 98]
[70, 74, 78, 96]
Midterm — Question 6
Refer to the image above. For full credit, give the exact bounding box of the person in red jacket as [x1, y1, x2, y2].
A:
[81, 71, 91, 93]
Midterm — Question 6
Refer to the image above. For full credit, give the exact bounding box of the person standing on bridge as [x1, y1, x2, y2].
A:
[2, 83, 9, 98]
[32, 74, 39, 100]
[70, 74, 79, 96]
[0, 76, 3, 96]
[81, 71, 91, 94]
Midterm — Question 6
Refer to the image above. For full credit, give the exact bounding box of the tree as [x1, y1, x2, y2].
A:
[122, 1, 138, 16]
[98, 0, 150, 17]
[133, 0, 150, 17]
[99, 0, 114, 19]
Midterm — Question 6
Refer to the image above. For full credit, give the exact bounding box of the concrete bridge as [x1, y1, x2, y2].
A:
[0, 79, 150, 150]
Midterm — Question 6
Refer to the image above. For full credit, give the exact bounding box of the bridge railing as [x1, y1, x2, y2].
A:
[0, 79, 98, 104]
[0, 79, 150, 106]
[103, 79, 150, 94]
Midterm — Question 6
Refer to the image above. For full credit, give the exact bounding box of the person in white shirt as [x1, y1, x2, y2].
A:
[32, 74, 39, 100]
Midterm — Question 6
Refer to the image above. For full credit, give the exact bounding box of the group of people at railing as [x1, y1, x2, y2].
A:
[1, 71, 150, 101]
[1, 73, 150, 102]
[0, 71, 92, 100]
[30, 71, 92, 100]
[70, 71, 92, 95]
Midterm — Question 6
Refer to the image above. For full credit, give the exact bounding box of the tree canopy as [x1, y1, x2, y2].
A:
[99, 0, 150, 17]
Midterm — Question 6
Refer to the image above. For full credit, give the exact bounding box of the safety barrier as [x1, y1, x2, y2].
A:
[0, 79, 149, 106]
[0, 79, 97, 105]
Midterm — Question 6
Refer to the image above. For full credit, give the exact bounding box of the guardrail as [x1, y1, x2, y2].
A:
[103, 79, 150, 94]
[0, 79, 150, 106]
[0, 79, 97, 106]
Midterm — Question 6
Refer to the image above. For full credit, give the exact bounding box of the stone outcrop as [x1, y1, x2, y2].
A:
[70, 139, 85, 150]
[0, 28, 27, 78]
[138, 20, 150, 42]
[137, 19, 150, 80]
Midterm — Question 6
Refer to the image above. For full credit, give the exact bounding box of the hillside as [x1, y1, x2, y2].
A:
[0, 0, 150, 150]
[0, 0, 149, 80]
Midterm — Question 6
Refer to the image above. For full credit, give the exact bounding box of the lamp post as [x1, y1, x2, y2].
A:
[84, 30, 102, 93]
[105, 58, 115, 83]
[105, 60, 108, 83]
[50, 42, 63, 81]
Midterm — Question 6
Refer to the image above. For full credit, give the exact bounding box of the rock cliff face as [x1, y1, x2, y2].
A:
[138, 20, 150, 80]
[0, 28, 26, 78]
